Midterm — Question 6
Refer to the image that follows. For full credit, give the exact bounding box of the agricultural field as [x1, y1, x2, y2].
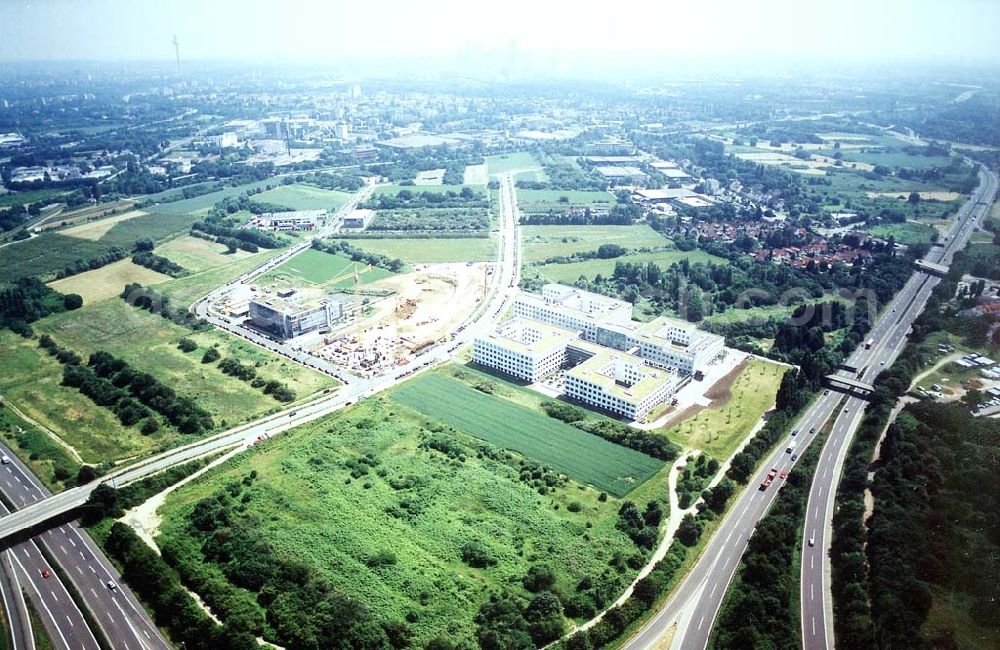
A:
[656, 358, 786, 461]
[522, 224, 669, 262]
[144, 178, 278, 215]
[30, 299, 337, 460]
[530, 249, 727, 285]
[486, 152, 546, 182]
[261, 248, 395, 287]
[516, 189, 615, 211]
[867, 222, 938, 245]
[47, 259, 172, 305]
[155, 248, 285, 306]
[154, 235, 252, 273]
[59, 209, 149, 240]
[254, 184, 352, 212]
[391, 373, 663, 496]
[330, 236, 497, 263]
[156, 396, 644, 647]
[0, 233, 121, 284]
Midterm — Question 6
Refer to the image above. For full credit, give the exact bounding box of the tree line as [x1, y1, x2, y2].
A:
[132, 251, 186, 277]
[0, 276, 80, 336]
[312, 239, 405, 273]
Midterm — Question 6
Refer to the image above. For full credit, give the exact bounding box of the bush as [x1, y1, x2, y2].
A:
[460, 540, 497, 568]
[522, 564, 556, 593]
[63, 293, 83, 310]
[178, 338, 198, 353]
[201, 347, 220, 364]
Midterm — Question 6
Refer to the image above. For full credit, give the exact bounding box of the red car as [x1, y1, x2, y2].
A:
[779, 470, 789, 480]
[41, 570, 51, 579]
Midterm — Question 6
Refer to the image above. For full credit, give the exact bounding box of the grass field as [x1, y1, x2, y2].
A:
[157, 396, 642, 647]
[0, 189, 68, 209]
[155, 248, 285, 306]
[486, 152, 546, 181]
[0, 396, 79, 490]
[373, 183, 486, 197]
[533, 249, 728, 285]
[262, 248, 395, 287]
[28, 299, 337, 460]
[657, 358, 786, 461]
[47, 259, 172, 305]
[254, 184, 352, 212]
[391, 373, 663, 496]
[145, 179, 278, 216]
[868, 222, 938, 245]
[58, 209, 148, 240]
[463, 163, 488, 185]
[154, 235, 251, 273]
[0, 331, 156, 463]
[331, 237, 497, 263]
[517, 189, 614, 210]
[522, 224, 669, 262]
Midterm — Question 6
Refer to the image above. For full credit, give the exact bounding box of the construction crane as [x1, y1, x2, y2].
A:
[328, 262, 372, 340]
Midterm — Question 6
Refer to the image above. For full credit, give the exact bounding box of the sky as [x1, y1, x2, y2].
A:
[2, 0, 999, 71]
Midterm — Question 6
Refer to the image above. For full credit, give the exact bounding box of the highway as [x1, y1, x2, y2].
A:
[0, 172, 521, 548]
[622, 165, 997, 650]
[0, 442, 171, 650]
[800, 164, 998, 650]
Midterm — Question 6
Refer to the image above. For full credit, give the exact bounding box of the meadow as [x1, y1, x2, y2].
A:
[144, 178, 278, 215]
[867, 222, 938, 245]
[391, 373, 663, 496]
[154, 235, 252, 273]
[657, 358, 786, 461]
[532, 249, 728, 285]
[516, 189, 614, 210]
[522, 224, 669, 262]
[253, 184, 351, 212]
[157, 396, 642, 647]
[0, 188, 69, 208]
[486, 152, 546, 182]
[330, 237, 497, 263]
[47, 259, 172, 305]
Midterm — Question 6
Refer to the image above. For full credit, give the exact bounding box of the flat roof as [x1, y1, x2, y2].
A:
[483, 318, 580, 358]
[662, 168, 691, 178]
[633, 188, 695, 200]
[568, 348, 678, 403]
[595, 166, 647, 177]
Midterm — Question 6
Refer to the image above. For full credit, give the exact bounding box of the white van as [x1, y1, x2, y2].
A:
[786, 440, 797, 454]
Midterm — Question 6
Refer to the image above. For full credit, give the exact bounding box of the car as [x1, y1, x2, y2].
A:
[808, 537, 815, 547]
[823, 390, 830, 396]
[791, 428, 799, 436]
[289, 411, 298, 417]
[779, 470, 788, 480]
[0, 454, 9, 464]
[41, 569, 50, 579]
[106, 580, 118, 590]
[791, 454, 798, 461]
[809, 427, 816, 434]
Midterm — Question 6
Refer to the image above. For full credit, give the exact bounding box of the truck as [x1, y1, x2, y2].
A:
[759, 468, 778, 491]
[865, 338, 875, 350]
[786, 439, 797, 453]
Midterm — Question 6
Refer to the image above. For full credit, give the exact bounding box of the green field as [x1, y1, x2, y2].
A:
[254, 184, 352, 212]
[516, 189, 614, 210]
[262, 248, 395, 287]
[144, 179, 278, 215]
[331, 237, 497, 263]
[0, 395, 79, 490]
[373, 183, 487, 197]
[156, 248, 285, 305]
[157, 395, 643, 647]
[0, 188, 69, 208]
[391, 373, 663, 496]
[522, 224, 669, 262]
[868, 222, 938, 245]
[486, 152, 546, 182]
[533, 249, 728, 285]
[0, 210, 212, 283]
[26, 299, 338, 461]
[658, 358, 787, 461]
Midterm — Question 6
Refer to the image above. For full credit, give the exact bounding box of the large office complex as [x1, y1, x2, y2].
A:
[249, 296, 343, 339]
[476, 284, 726, 420]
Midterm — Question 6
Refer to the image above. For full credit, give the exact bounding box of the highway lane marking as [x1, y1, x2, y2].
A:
[709, 582, 718, 598]
[811, 555, 815, 570]
[49, 589, 58, 602]
[810, 583, 814, 600]
[818, 486, 824, 498]
[812, 616, 816, 636]
[75, 565, 83, 575]
[59, 545, 66, 554]
[66, 615, 73, 627]
[11, 553, 74, 650]
[89, 565, 96, 574]
[69, 538, 76, 547]
[697, 615, 705, 630]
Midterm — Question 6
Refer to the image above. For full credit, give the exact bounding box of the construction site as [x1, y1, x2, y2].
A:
[215, 260, 493, 378]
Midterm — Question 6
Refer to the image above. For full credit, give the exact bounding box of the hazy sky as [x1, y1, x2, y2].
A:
[3, 0, 999, 68]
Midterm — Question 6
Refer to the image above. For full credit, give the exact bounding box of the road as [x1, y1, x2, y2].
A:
[0, 172, 521, 549]
[0, 442, 171, 650]
[800, 164, 998, 650]
[622, 165, 997, 650]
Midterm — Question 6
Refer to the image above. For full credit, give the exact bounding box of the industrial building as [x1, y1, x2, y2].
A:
[244, 210, 326, 232]
[594, 165, 649, 186]
[249, 296, 343, 339]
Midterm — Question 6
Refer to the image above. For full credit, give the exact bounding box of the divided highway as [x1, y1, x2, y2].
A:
[800, 165, 998, 650]
[623, 165, 997, 650]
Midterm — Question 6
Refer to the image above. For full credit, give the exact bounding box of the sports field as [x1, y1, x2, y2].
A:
[391, 373, 662, 496]
[330, 237, 497, 263]
[522, 224, 669, 262]
[47, 259, 172, 305]
[254, 184, 352, 212]
[262, 248, 395, 286]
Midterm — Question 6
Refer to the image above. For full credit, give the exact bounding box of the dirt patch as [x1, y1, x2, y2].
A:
[704, 359, 748, 403]
[47, 258, 171, 304]
[59, 209, 147, 240]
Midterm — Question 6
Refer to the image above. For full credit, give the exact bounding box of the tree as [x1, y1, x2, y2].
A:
[63, 293, 83, 310]
[908, 191, 920, 204]
[522, 564, 556, 593]
[202, 347, 221, 364]
[178, 338, 198, 353]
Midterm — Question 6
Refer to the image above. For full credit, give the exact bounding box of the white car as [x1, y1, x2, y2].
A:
[106, 580, 118, 590]
[0, 455, 10, 465]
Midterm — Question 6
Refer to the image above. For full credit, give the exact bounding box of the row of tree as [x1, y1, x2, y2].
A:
[132, 251, 186, 277]
[312, 239, 405, 273]
[0, 277, 79, 336]
[53, 246, 128, 280]
[121, 282, 205, 329]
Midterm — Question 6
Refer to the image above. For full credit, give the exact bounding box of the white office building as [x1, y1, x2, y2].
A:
[472, 319, 579, 382]
[513, 284, 632, 342]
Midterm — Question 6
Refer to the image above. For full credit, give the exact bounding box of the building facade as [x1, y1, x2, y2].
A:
[472, 319, 578, 382]
[249, 298, 342, 339]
